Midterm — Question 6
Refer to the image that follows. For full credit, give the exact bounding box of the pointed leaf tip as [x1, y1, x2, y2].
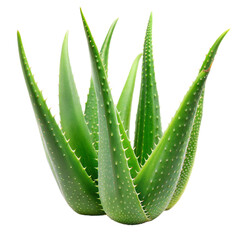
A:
[134, 13, 162, 166]
[18, 32, 104, 215]
[81, 11, 149, 224]
[59, 28, 98, 181]
[199, 29, 229, 73]
[117, 53, 142, 135]
[80, 8, 84, 20]
[64, 31, 69, 40]
[85, 17, 118, 151]
[166, 29, 229, 210]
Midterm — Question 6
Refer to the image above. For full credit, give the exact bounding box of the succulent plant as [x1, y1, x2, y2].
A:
[17, 9, 228, 225]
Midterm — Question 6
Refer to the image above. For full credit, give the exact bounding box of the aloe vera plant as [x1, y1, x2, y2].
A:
[18, 9, 228, 224]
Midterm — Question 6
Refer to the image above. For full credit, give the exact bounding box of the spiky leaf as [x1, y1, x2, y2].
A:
[80, 9, 149, 224]
[117, 112, 140, 179]
[117, 54, 142, 135]
[134, 13, 162, 166]
[166, 30, 229, 209]
[85, 19, 118, 150]
[18, 31, 104, 215]
[135, 69, 208, 219]
[59, 32, 98, 181]
[133, 27, 229, 217]
[85, 80, 99, 150]
[165, 91, 204, 210]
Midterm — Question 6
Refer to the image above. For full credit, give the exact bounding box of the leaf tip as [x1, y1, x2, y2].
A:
[17, 30, 22, 44]
[80, 7, 85, 20]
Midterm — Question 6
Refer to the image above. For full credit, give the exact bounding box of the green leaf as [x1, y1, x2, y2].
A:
[80, 9, 149, 224]
[17, 31, 104, 215]
[59, 32, 98, 181]
[117, 54, 142, 136]
[134, 13, 162, 166]
[166, 30, 229, 210]
[135, 69, 208, 219]
[85, 80, 98, 150]
[134, 30, 228, 219]
[100, 19, 118, 73]
[117, 112, 141, 179]
[166, 91, 205, 210]
[85, 19, 118, 150]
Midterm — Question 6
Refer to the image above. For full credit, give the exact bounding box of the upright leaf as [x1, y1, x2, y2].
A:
[117, 112, 141, 179]
[117, 54, 142, 135]
[100, 19, 118, 73]
[18, 31, 104, 215]
[80, 9, 149, 224]
[166, 30, 229, 210]
[85, 19, 118, 150]
[135, 70, 208, 219]
[59, 32, 98, 181]
[116, 54, 143, 178]
[85, 80, 98, 150]
[134, 30, 228, 219]
[134, 13, 162, 166]
[166, 91, 204, 210]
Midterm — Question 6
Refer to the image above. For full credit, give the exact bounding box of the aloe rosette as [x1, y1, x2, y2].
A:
[17, 9, 228, 224]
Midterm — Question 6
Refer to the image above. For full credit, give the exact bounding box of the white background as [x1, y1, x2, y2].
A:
[0, 0, 239, 239]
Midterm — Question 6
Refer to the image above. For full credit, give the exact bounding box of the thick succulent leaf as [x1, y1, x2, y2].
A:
[18, 31, 104, 215]
[166, 91, 204, 210]
[59, 32, 98, 181]
[85, 80, 98, 150]
[134, 13, 162, 166]
[117, 112, 140, 179]
[135, 70, 212, 219]
[117, 54, 142, 135]
[85, 19, 118, 150]
[100, 19, 118, 73]
[116, 54, 143, 178]
[80, 9, 149, 224]
[134, 30, 228, 218]
[84, 20, 141, 179]
[166, 30, 229, 210]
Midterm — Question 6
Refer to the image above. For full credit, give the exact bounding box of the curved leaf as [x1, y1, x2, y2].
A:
[117, 54, 142, 135]
[80, 9, 149, 224]
[135, 69, 207, 219]
[166, 91, 204, 210]
[85, 19, 118, 150]
[18, 31, 104, 215]
[166, 30, 229, 210]
[117, 112, 141, 179]
[59, 32, 98, 181]
[134, 13, 162, 166]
